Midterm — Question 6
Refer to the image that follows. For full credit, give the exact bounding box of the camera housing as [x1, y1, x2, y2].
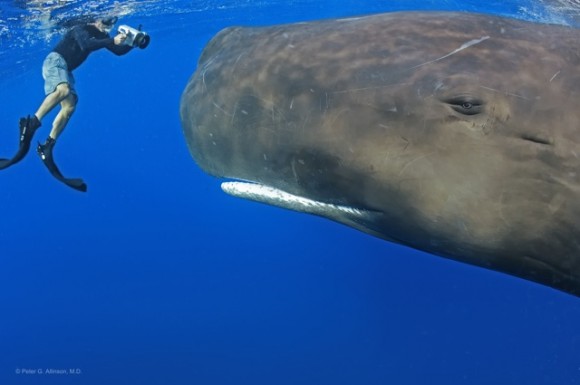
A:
[117, 25, 150, 49]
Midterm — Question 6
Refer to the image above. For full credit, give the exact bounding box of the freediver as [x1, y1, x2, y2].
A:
[0, 16, 133, 191]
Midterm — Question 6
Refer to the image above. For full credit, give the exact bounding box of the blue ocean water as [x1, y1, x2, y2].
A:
[0, 1, 579, 384]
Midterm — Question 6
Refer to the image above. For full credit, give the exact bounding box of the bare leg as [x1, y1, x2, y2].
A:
[49, 92, 77, 140]
[0, 83, 77, 170]
[35, 89, 86, 192]
[35, 83, 73, 121]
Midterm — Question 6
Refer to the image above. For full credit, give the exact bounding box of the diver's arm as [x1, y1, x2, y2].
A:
[105, 33, 133, 55]
[106, 43, 132, 55]
[71, 26, 114, 51]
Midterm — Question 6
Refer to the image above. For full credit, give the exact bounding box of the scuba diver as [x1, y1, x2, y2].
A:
[0, 16, 133, 192]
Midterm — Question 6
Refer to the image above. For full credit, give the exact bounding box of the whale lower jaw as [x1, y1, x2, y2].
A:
[221, 181, 382, 233]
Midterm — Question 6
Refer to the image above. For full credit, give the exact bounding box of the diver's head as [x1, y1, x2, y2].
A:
[96, 16, 118, 33]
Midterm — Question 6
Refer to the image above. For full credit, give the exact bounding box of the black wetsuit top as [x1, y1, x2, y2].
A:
[53, 24, 132, 71]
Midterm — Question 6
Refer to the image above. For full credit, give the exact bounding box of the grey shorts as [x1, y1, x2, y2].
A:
[42, 52, 76, 96]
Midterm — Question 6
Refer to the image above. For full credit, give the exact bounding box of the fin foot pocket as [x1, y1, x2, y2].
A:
[37, 139, 87, 192]
[0, 115, 41, 170]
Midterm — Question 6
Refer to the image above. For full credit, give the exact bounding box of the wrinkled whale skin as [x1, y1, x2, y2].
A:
[181, 12, 580, 296]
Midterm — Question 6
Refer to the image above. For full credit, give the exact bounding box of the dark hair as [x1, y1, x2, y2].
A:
[100, 16, 118, 26]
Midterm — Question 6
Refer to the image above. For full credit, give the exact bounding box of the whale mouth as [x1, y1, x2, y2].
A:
[221, 180, 379, 219]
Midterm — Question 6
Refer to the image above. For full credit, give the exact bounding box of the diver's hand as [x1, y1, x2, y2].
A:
[114, 33, 127, 45]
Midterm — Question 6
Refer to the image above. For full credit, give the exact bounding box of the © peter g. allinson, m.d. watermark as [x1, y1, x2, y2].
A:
[15, 368, 82, 375]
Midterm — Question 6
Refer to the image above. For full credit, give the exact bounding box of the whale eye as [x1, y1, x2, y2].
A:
[461, 102, 473, 109]
[445, 96, 484, 116]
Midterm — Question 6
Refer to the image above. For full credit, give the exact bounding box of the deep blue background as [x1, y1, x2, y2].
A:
[0, 1, 579, 384]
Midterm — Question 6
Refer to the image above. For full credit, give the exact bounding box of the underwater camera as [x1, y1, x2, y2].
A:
[117, 25, 150, 49]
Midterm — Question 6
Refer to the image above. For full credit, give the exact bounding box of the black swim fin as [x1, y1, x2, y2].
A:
[37, 137, 87, 192]
[0, 115, 41, 170]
